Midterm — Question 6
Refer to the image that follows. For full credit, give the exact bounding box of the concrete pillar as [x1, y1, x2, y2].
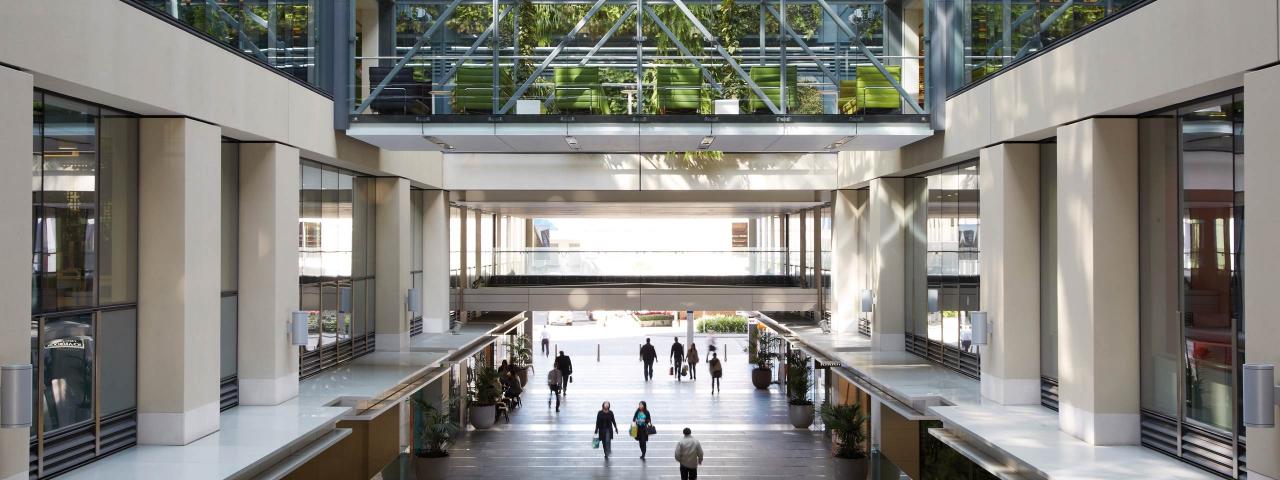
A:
[978, 143, 1041, 405]
[375, 178, 411, 352]
[422, 190, 451, 334]
[832, 190, 867, 335]
[137, 117, 222, 445]
[1055, 118, 1139, 445]
[237, 143, 300, 405]
[0, 67, 33, 480]
[870, 177, 907, 351]
[1246, 65, 1280, 479]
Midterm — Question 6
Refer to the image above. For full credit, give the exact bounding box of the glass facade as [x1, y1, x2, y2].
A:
[356, 0, 923, 118]
[1139, 92, 1244, 477]
[905, 161, 981, 378]
[298, 161, 376, 378]
[958, 0, 1143, 87]
[410, 188, 425, 336]
[220, 141, 240, 409]
[30, 91, 139, 477]
[133, 0, 325, 89]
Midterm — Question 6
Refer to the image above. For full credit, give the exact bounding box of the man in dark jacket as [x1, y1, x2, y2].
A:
[555, 351, 573, 394]
[670, 337, 685, 381]
[640, 338, 658, 381]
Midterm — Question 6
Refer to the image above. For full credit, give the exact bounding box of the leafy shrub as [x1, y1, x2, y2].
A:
[697, 315, 748, 334]
[635, 313, 675, 322]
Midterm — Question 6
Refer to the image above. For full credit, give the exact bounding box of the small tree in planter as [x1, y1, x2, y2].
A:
[745, 331, 782, 390]
[411, 397, 460, 480]
[786, 351, 815, 428]
[509, 334, 534, 386]
[467, 358, 502, 429]
[818, 401, 869, 478]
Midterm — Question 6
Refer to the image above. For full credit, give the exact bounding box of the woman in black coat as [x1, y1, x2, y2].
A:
[594, 401, 619, 458]
[632, 400, 653, 459]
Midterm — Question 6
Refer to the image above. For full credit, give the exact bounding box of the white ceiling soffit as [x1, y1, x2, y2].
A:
[452, 201, 823, 218]
[346, 121, 932, 153]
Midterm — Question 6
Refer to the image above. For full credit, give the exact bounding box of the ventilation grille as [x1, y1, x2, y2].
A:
[857, 318, 870, 337]
[300, 333, 377, 380]
[30, 410, 136, 478]
[1140, 410, 1241, 478]
[904, 332, 979, 380]
[220, 376, 239, 411]
[1040, 376, 1059, 411]
[410, 316, 424, 337]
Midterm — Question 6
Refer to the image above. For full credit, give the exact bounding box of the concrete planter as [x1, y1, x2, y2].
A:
[469, 405, 496, 429]
[412, 454, 451, 480]
[788, 403, 815, 428]
[751, 367, 772, 390]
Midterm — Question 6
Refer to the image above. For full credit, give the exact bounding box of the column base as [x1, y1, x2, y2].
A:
[871, 333, 904, 351]
[1248, 470, 1280, 480]
[1059, 402, 1139, 445]
[376, 332, 410, 352]
[980, 373, 1041, 405]
[239, 374, 300, 406]
[138, 400, 220, 445]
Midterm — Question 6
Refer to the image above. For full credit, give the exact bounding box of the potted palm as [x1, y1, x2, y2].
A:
[819, 401, 869, 479]
[745, 331, 781, 390]
[786, 351, 815, 428]
[510, 335, 534, 386]
[412, 397, 460, 480]
[468, 360, 502, 429]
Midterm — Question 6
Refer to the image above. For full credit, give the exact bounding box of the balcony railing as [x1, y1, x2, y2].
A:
[467, 249, 803, 278]
[352, 0, 927, 120]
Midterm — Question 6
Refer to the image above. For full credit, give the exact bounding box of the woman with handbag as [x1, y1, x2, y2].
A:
[594, 401, 618, 458]
[686, 344, 700, 381]
[632, 400, 654, 459]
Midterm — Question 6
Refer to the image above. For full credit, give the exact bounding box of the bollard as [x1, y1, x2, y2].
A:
[597, 344, 601, 362]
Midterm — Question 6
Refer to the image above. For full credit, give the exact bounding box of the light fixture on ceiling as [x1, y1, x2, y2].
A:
[423, 135, 454, 151]
[698, 135, 715, 150]
[564, 135, 580, 150]
[824, 135, 855, 151]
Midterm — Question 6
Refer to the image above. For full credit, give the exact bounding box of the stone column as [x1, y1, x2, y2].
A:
[832, 189, 866, 335]
[375, 177, 411, 351]
[137, 117, 222, 445]
[0, 67, 33, 480]
[869, 177, 906, 351]
[978, 143, 1041, 405]
[422, 190, 451, 334]
[1055, 118, 1140, 445]
[1246, 65, 1280, 479]
[237, 143, 300, 405]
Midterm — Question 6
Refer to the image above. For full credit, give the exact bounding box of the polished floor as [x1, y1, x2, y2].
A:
[422, 322, 840, 479]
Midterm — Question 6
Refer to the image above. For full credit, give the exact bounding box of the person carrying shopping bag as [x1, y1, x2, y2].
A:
[632, 401, 655, 459]
[595, 401, 619, 458]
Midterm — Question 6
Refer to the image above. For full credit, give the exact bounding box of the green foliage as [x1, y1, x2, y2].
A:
[467, 356, 502, 407]
[411, 397, 460, 458]
[818, 402, 867, 459]
[786, 351, 813, 405]
[745, 331, 783, 370]
[635, 313, 675, 322]
[510, 334, 533, 366]
[696, 315, 748, 334]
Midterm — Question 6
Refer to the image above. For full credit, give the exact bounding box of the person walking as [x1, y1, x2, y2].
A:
[547, 367, 563, 412]
[686, 344, 700, 381]
[640, 338, 658, 381]
[670, 337, 685, 382]
[541, 327, 550, 356]
[555, 350, 574, 395]
[595, 401, 619, 458]
[708, 353, 723, 395]
[707, 334, 717, 356]
[632, 401, 654, 460]
[674, 427, 705, 480]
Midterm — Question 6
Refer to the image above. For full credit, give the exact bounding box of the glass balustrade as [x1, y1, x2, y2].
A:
[473, 249, 795, 277]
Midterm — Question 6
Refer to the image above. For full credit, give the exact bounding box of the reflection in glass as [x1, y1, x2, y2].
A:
[920, 162, 981, 351]
[36, 96, 98, 311]
[42, 316, 94, 433]
[98, 113, 138, 305]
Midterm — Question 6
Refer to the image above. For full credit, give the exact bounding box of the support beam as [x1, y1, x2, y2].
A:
[766, 5, 839, 86]
[669, 0, 779, 113]
[422, 190, 451, 333]
[1245, 65, 1280, 479]
[642, 6, 724, 93]
[978, 143, 1041, 405]
[355, 0, 463, 114]
[814, 0, 925, 115]
[375, 178, 411, 352]
[0, 67, 33, 480]
[869, 177, 906, 351]
[580, 5, 638, 67]
[137, 118, 222, 445]
[500, 0, 611, 114]
[439, 5, 515, 88]
[237, 143, 301, 405]
[1056, 118, 1139, 445]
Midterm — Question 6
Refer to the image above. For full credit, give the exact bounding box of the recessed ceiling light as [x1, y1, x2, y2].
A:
[698, 135, 715, 150]
[565, 135, 580, 150]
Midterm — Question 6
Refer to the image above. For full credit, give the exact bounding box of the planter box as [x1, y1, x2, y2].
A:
[638, 320, 674, 327]
[788, 404, 815, 428]
[470, 404, 496, 429]
[751, 367, 772, 390]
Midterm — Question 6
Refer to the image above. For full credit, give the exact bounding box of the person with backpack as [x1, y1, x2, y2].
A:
[708, 352, 723, 395]
[632, 400, 654, 459]
[640, 338, 658, 381]
[547, 367, 563, 412]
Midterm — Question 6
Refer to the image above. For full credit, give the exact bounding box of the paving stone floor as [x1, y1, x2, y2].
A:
[430, 322, 840, 479]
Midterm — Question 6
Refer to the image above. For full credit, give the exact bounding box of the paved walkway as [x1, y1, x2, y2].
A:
[438, 322, 839, 479]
